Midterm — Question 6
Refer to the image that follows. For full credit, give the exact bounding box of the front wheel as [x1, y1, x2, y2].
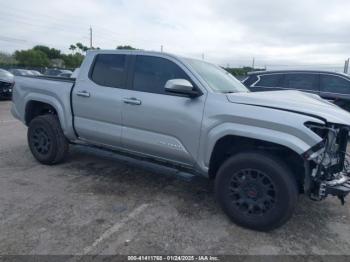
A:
[27, 114, 69, 165]
[215, 152, 298, 231]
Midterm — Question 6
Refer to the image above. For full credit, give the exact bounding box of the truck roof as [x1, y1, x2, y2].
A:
[87, 49, 180, 59]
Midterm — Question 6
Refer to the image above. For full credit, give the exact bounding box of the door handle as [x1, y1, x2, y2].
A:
[123, 97, 142, 105]
[76, 90, 90, 97]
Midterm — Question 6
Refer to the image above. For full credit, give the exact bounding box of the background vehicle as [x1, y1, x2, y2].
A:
[57, 72, 72, 78]
[243, 70, 350, 111]
[0, 69, 14, 100]
[29, 70, 42, 76]
[8, 68, 35, 76]
[45, 68, 72, 76]
[11, 50, 350, 231]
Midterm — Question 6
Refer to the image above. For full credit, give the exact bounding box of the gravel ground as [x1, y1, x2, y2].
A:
[1, 100, 350, 255]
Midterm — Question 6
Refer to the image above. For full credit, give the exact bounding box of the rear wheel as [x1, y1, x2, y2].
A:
[27, 115, 69, 165]
[215, 152, 298, 231]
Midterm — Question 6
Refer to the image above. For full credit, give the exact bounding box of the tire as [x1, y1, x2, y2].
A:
[215, 151, 298, 231]
[27, 114, 69, 165]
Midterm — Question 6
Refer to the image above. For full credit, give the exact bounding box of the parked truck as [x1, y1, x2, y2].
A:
[11, 50, 350, 231]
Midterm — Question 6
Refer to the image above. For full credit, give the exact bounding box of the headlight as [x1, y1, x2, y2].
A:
[305, 122, 328, 139]
[303, 140, 326, 160]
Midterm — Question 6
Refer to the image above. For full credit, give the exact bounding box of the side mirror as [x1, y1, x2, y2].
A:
[165, 79, 201, 98]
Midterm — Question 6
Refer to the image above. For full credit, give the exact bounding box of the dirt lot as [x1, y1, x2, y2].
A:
[1, 100, 350, 255]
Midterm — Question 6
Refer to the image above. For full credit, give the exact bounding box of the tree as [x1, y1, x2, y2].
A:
[0, 52, 16, 66]
[116, 45, 137, 50]
[14, 49, 50, 67]
[224, 66, 265, 76]
[33, 45, 61, 59]
[61, 53, 84, 68]
[75, 42, 89, 53]
[69, 44, 77, 54]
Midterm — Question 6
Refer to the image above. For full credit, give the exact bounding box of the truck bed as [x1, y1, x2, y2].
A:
[11, 75, 76, 140]
[23, 75, 76, 83]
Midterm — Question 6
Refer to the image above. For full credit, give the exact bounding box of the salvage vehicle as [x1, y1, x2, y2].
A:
[243, 70, 350, 111]
[0, 69, 14, 100]
[11, 50, 350, 231]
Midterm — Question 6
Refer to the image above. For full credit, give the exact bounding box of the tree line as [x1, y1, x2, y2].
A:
[0, 44, 259, 76]
[0, 44, 138, 69]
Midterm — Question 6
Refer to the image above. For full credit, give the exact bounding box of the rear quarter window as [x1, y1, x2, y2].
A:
[243, 75, 258, 87]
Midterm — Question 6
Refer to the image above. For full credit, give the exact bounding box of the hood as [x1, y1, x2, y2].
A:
[227, 90, 350, 125]
[0, 73, 14, 83]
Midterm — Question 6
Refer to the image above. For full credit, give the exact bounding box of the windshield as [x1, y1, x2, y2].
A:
[186, 59, 249, 93]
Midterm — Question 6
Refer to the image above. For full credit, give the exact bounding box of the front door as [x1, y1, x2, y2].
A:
[121, 55, 206, 166]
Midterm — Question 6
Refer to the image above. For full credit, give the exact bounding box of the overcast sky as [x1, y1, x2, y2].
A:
[1, 0, 349, 70]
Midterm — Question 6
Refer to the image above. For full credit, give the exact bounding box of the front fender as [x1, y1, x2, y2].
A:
[197, 122, 322, 174]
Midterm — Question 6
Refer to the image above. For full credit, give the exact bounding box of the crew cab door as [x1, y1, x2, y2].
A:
[72, 53, 130, 147]
[121, 55, 206, 166]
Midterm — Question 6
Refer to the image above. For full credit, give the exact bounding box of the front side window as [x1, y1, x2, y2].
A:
[320, 75, 350, 94]
[91, 54, 127, 88]
[255, 74, 282, 87]
[133, 55, 191, 94]
[282, 73, 318, 91]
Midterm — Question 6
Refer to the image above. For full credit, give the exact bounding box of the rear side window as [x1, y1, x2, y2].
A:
[133, 55, 190, 94]
[91, 54, 127, 88]
[255, 74, 282, 87]
[320, 75, 350, 94]
[243, 75, 258, 87]
[282, 73, 318, 90]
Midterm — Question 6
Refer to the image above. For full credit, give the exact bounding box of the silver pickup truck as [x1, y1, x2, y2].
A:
[11, 50, 350, 231]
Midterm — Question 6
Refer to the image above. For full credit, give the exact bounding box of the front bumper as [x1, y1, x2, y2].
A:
[306, 124, 350, 203]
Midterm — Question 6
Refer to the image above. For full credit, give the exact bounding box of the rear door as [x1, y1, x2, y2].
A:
[120, 54, 206, 166]
[72, 53, 130, 147]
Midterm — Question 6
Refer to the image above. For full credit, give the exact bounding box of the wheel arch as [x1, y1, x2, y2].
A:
[24, 95, 67, 132]
[204, 124, 311, 190]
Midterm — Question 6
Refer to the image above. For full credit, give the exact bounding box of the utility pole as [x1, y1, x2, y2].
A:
[252, 57, 255, 69]
[89, 26, 93, 49]
[344, 58, 349, 74]
[161, 45, 163, 52]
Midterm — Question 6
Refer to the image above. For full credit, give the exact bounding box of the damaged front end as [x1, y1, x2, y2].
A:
[303, 123, 350, 204]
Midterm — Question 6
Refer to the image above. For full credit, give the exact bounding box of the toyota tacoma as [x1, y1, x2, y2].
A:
[11, 50, 350, 231]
